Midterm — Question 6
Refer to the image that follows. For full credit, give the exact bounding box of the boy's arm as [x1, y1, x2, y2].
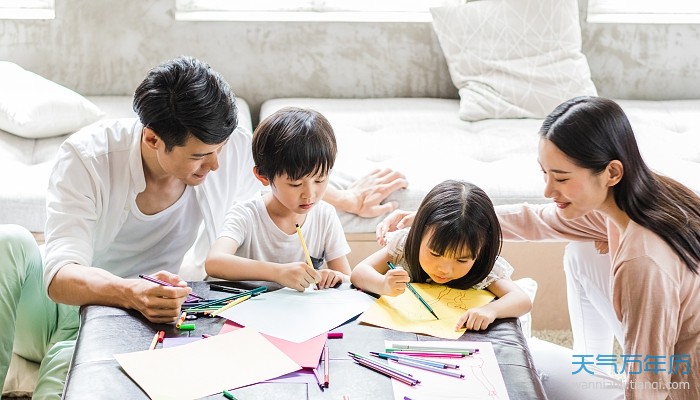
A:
[206, 237, 319, 291]
[325, 169, 408, 218]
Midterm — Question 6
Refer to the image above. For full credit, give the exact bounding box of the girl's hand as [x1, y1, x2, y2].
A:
[317, 269, 347, 289]
[455, 307, 497, 331]
[383, 266, 410, 296]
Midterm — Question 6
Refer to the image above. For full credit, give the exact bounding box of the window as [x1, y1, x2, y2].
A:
[0, 0, 54, 19]
[587, 0, 700, 24]
[175, 0, 461, 22]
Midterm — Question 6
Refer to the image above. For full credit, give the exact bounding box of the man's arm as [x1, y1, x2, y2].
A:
[48, 264, 190, 323]
[325, 168, 408, 218]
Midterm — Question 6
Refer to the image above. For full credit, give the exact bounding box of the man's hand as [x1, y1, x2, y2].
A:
[338, 169, 408, 218]
[127, 270, 191, 324]
[375, 209, 416, 246]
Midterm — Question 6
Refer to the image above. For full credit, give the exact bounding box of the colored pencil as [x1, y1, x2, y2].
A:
[148, 331, 159, 350]
[369, 351, 460, 369]
[295, 224, 319, 289]
[390, 343, 477, 353]
[323, 345, 330, 387]
[185, 286, 267, 311]
[208, 284, 248, 294]
[352, 357, 420, 386]
[209, 295, 251, 317]
[347, 352, 418, 382]
[387, 262, 439, 319]
[138, 274, 205, 300]
[393, 357, 465, 378]
[389, 351, 469, 358]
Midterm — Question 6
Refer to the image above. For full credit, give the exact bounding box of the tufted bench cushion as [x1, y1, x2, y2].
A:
[260, 98, 700, 233]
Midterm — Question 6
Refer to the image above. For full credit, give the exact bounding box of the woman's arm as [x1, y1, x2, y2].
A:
[455, 278, 532, 331]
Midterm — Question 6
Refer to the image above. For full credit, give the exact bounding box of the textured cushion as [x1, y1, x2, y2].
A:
[260, 97, 700, 233]
[430, 0, 597, 121]
[0, 62, 105, 139]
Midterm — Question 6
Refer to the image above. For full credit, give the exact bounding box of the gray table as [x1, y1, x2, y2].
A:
[63, 281, 547, 399]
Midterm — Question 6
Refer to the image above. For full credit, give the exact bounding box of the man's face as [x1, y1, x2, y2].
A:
[156, 135, 227, 186]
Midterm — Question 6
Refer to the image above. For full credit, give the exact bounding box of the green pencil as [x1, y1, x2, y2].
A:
[387, 262, 439, 320]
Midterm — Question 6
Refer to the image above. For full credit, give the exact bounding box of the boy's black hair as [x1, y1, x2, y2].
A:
[252, 107, 337, 182]
[133, 55, 237, 152]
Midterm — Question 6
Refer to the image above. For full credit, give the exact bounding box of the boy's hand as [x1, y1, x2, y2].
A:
[278, 262, 321, 292]
[455, 307, 497, 331]
[127, 271, 191, 323]
[317, 269, 347, 289]
[383, 266, 409, 296]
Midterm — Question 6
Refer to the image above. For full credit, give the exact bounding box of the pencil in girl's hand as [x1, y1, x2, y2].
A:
[387, 262, 439, 319]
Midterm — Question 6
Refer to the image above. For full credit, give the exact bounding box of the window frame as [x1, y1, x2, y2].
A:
[587, 0, 700, 24]
[0, 0, 54, 20]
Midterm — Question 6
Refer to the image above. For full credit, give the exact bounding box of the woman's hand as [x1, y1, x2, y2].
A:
[375, 209, 416, 246]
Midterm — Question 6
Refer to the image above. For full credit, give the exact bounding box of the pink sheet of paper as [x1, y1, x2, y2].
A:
[220, 320, 326, 368]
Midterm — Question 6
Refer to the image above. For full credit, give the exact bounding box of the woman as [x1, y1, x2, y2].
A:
[377, 96, 699, 399]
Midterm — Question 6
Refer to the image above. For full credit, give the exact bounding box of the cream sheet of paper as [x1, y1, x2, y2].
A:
[114, 327, 300, 400]
[218, 287, 375, 343]
[359, 284, 495, 339]
[387, 340, 510, 400]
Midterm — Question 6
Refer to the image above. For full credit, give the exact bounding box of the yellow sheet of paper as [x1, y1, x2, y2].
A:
[359, 283, 496, 339]
[115, 327, 300, 400]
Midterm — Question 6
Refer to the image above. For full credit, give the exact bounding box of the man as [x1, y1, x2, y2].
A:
[0, 56, 406, 398]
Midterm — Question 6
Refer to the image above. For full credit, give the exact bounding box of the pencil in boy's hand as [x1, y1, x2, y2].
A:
[295, 223, 320, 288]
[387, 262, 439, 320]
[138, 274, 205, 300]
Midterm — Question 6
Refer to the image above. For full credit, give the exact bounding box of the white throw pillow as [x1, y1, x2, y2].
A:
[0, 62, 105, 138]
[430, 0, 597, 121]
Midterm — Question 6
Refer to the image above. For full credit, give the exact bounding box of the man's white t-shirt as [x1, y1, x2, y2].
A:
[95, 186, 202, 279]
[219, 195, 350, 268]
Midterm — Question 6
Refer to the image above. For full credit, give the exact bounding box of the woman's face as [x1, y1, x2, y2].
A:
[418, 228, 476, 284]
[538, 138, 612, 220]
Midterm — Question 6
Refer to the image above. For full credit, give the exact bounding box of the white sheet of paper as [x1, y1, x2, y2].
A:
[387, 340, 510, 400]
[115, 327, 300, 400]
[219, 287, 376, 343]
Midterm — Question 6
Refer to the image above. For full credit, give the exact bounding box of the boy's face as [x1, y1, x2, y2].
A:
[266, 171, 330, 215]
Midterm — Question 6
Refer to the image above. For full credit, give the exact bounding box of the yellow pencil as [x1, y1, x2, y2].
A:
[209, 295, 251, 317]
[295, 223, 319, 288]
[175, 311, 187, 328]
[148, 331, 159, 350]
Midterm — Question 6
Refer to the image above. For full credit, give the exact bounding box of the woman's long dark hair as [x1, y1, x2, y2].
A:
[541, 96, 700, 274]
[404, 180, 502, 289]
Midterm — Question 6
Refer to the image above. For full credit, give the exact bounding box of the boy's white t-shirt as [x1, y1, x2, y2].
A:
[219, 195, 350, 268]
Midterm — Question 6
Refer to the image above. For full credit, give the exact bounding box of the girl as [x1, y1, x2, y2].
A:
[351, 179, 532, 331]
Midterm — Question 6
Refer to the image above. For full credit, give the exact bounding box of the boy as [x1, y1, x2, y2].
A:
[206, 107, 351, 291]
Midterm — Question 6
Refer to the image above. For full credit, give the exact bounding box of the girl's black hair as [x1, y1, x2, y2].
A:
[541, 96, 700, 274]
[404, 180, 502, 289]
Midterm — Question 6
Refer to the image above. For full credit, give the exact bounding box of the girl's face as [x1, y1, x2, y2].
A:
[538, 138, 612, 220]
[418, 228, 476, 284]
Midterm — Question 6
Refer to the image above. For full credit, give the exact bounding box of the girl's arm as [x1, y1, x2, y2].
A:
[455, 278, 532, 331]
[205, 237, 319, 292]
[350, 247, 409, 296]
